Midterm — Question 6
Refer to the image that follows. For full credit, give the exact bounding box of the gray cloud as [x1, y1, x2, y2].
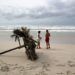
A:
[0, 0, 75, 20]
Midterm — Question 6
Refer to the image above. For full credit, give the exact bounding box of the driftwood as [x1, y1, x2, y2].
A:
[0, 27, 38, 61]
[0, 45, 24, 55]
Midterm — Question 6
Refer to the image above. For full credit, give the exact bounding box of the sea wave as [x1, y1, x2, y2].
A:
[0, 25, 75, 32]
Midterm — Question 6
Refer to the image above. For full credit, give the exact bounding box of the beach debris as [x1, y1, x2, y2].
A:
[0, 27, 38, 61]
[0, 45, 24, 55]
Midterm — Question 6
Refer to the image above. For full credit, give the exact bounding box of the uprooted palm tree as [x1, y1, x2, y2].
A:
[11, 27, 38, 60]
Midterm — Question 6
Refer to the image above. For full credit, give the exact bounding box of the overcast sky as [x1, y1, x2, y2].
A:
[0, 0, 75, 25]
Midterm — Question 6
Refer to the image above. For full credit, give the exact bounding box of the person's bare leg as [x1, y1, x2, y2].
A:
[37, 42, 39, 49]
[38, 42, 41, 49]
[46, 43, 48, 49]
[48, 43, 50, 48]
[39, 42, 40, 48]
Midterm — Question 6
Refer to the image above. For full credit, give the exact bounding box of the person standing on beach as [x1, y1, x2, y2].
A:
[37, 31, 42, 49]
[45, 29, 51, 49]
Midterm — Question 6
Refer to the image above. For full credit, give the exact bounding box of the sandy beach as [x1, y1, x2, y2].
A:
[0, 31, 75, 75]
[0, 0, 75, 74]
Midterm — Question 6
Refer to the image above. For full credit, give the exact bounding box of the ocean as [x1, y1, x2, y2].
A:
[0, 24, 75, 50]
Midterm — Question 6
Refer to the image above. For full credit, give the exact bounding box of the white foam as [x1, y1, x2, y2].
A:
[0, 25, 75, 32]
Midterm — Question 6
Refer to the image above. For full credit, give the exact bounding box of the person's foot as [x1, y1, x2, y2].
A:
[39, 47, 42, 49]
[49, 47, 50, 48]
[46, 47, 50, 49]
[36, 46, 39, 49]
[46, 47, 48, 49]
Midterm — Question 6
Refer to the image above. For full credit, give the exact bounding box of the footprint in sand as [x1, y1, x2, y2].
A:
[67, 60, 75, 67]
[0, 65, 9, 72]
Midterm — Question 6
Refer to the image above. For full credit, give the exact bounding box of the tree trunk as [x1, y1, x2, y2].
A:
[0, 45, 24, 55]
